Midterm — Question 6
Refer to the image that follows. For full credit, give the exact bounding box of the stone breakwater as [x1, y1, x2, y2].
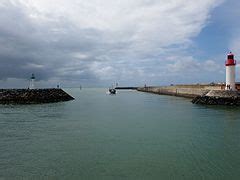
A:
[137, 84, 222, 98]
[0, 89, 74, 104]
[192, 90, 240, 105]
[137, 85, 240, 105]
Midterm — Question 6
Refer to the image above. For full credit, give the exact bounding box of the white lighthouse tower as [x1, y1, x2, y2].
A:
[225, 52, 236, 90]
[29, 73, 35, 89]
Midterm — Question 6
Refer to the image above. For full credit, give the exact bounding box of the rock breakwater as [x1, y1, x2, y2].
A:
[137, 86, 240, 106]
[0, 89, 74, 104]
[192, 90, 240, 105]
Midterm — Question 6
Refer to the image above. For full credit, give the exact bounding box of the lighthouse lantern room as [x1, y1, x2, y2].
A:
[225, 52, 236, 90]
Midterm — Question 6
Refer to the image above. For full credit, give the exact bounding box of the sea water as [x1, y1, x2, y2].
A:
[0, 88, 240, 179]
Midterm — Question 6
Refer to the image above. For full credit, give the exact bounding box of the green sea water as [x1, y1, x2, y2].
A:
[0, 88, 240, 179]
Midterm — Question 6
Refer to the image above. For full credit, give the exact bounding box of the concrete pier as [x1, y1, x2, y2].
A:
[0, 88, 74, 104]
[137, 84, 222, 98]
[115, 87, 138, 90]
[137, 85, 240, 105]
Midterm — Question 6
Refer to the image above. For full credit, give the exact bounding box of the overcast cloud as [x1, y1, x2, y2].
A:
[0, 0, 234, 88]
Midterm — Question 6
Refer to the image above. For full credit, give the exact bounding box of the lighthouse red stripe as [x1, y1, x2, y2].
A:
[225, 59, 236, 66]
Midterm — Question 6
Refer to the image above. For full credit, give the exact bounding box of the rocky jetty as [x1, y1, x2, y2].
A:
[192, 90, 240, 105]
[0, 89, 74, 104]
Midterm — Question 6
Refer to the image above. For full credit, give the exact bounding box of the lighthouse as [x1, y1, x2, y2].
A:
[29, 73, 35, 89]
[225, 52, 236, 90]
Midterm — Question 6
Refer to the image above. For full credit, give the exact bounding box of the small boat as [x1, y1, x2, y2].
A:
[109, 88, 116, 95]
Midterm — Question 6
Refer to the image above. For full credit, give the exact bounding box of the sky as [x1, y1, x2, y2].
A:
[0, 0, 240, 88]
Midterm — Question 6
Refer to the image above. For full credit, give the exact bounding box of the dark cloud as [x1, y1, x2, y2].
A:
[0, 0, 226, 87]
[0, 1, 101, 83]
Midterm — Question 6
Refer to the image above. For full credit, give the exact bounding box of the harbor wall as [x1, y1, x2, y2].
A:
[0, 88, 74, 104]
[137, 84, 223, 98]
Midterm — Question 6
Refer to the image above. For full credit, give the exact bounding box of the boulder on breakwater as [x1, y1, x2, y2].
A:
[0, 88, 74, 104]
[192, 90, 240, 105]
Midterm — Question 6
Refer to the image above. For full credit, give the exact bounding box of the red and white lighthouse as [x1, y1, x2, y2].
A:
[225, 52, 236, 90]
